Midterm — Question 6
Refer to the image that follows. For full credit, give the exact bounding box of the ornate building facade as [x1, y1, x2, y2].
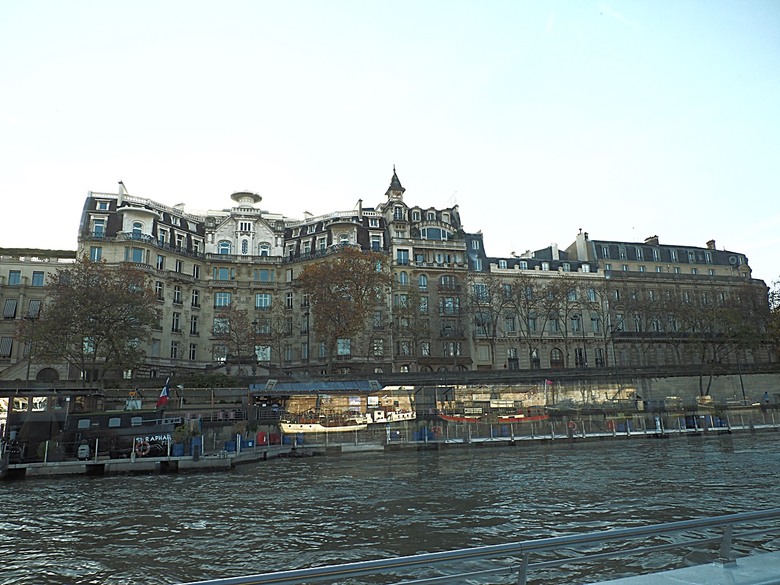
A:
[0, 170, 773, 382]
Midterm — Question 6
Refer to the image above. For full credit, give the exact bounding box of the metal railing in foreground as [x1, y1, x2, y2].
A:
[180, 508, 780, 585]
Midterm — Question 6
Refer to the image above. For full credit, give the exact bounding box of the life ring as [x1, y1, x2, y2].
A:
[135, 441, 151, 457]
[606, 420, 616, 431]
[567, 420, 577, 431]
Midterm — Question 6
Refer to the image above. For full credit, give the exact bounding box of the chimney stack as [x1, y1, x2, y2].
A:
[706, 239, 716, 250]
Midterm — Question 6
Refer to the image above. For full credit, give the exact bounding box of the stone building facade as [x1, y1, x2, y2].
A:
[0, 170, 773, 382]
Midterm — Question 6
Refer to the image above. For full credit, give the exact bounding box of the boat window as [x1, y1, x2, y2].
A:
[131, 416, 143, 427]
[77, 419, 90, 429]
[108, 417, 122, 428]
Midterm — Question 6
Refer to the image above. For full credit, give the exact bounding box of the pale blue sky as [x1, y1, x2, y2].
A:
[1, 1, 778, 283]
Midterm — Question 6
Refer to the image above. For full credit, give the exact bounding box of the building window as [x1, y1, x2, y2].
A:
[372, 339, 384, 356]
[170, 341, 179, 360]
[191, 289, 200, 307]
[171, 312, 181, 332]
[443, 342, 461, 356]
[393, 206, 404, 221]
[92, 218, 105, 237]
[172, 286, 182, 304]
[691, 268, 698, 275]
[132, 222, 143, 239]
[255, 293, 272, 309]
[255, 269, 274, 282]
[31, 271, 44, 286]
[218, 240, 232, 255]
[96, 200, 110, 210]
[601, 246, 610, 259]
[190, 315, 199, 335]
[157, 255, 166, 270]
[27, 299, 42, 318]
[397, 249, 409, 266]
[3, 299, 18, 319]
[214, 267, 232, 281]
[670, 250, 678, 262]
[285, 292, 294, 309]
[128, 247, 144, 263]
[193, 265, 201, 279]
[337, 338, 351, 356]
[189, 343, 197, 360]
[175, 260, 183, 273]
[371, 235, 381, 251]
[635, 247, 643, 261]
[0, 337, 13, 358]
[214, 292, 232, 307]
[155, 281, 164, 300]
[90, 246, 102, 261]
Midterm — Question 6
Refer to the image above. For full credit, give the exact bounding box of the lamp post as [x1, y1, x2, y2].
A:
[23, 314, 38, 388]
[250, 320, 258, 377]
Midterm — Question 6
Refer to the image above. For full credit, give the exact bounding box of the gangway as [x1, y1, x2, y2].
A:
[179, 508, 780, 585]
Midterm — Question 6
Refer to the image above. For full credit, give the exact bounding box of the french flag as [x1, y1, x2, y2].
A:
[156, 378, 171, 408]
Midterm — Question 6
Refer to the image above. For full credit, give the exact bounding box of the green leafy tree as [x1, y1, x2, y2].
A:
[25, 257, 159, 386]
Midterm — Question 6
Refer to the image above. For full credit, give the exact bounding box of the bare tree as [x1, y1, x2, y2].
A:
[210, 305, 256, 375]
[24, 257, 158, 386]
[298, 247, 392, 373]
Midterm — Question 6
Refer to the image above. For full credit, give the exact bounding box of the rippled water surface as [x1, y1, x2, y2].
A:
[3, 433, 780, 585]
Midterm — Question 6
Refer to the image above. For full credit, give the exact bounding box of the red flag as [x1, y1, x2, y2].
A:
[156, 378, 171, 408]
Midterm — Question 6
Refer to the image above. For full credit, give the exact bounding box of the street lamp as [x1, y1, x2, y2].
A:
[23, 314, 38, 388]
[250, 320, 259, 377]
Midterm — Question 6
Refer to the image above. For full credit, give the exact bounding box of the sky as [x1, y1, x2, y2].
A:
[1, 0, 779, 284]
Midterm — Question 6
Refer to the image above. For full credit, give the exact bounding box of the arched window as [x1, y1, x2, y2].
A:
[258, 243, 271, 256]
[418, 274, 428, 291]
[241, 239, 249, 255]
[339, 233, 350, 246]
[132, 222, 143, 239]
[218, 240, 232, 255]
[399, 271, 408, 285]
[550, 348, 564, 369]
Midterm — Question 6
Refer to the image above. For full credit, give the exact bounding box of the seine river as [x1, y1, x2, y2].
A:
[3, 432, 780, 585]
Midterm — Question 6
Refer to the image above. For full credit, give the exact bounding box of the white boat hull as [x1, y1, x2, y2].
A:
[279, 421, 368, 434]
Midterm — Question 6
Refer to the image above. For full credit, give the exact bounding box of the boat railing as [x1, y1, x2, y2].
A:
[178, 508, 780, 585]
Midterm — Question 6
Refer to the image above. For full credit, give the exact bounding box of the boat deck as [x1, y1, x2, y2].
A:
[593, 551, 780, 584]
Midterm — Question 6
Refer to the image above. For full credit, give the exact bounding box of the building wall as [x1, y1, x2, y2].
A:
[0, 172, 773, 382]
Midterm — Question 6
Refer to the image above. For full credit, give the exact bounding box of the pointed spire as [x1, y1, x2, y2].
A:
[386, 165, 405, 200]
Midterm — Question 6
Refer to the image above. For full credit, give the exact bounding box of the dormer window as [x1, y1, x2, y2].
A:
[369, 218, 380, 228]
[258, 243, 271, 256]
[442, 212, 450, 224]
[339, 233, 350, 245]
[412, 210, 421, 221]
[96, 200, 110, 211]
[498, 259, 507, 269]
[239, 221, 252, 232]
[393, 206, 404, 221]
[132, 222, 143, 239]
[218, 240, 232, 255]
[426, 211, 435, 221]
[171, 216, 181, 227]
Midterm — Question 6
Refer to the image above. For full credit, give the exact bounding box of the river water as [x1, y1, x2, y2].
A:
[3, 432, 780, 585]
